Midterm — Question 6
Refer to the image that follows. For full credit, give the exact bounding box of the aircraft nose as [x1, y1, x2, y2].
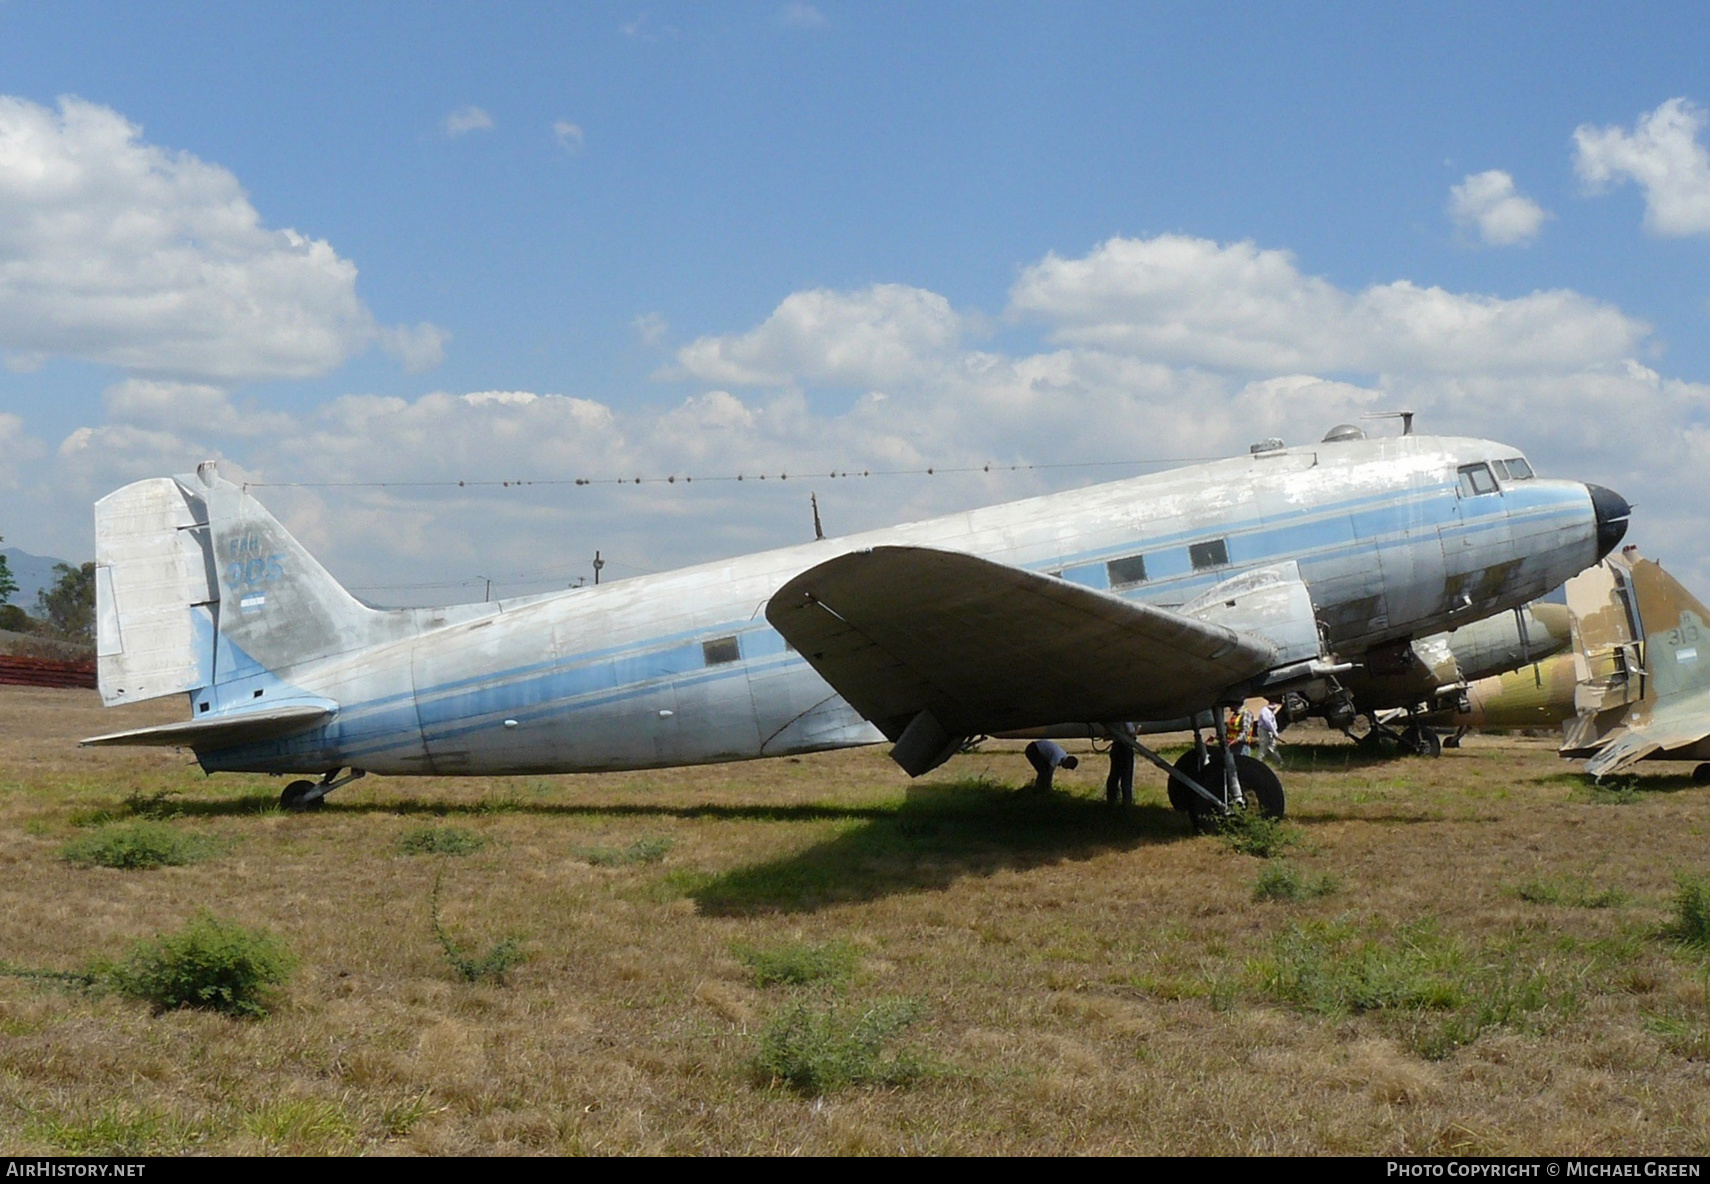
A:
[1587, 483, 1631, 559]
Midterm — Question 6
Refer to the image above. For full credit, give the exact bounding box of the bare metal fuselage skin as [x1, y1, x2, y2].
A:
[175, 435, 1604, 776]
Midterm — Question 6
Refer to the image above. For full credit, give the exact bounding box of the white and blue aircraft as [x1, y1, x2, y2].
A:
[83, 425, 1629, 816]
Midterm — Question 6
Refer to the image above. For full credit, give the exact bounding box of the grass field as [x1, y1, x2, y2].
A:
[2, 687, 1709, 1155]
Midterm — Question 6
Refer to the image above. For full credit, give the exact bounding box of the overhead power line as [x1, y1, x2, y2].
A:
[242, 455, 1221, 491]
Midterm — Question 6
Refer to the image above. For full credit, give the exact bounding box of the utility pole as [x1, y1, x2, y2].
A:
[592, 550, 605, 586]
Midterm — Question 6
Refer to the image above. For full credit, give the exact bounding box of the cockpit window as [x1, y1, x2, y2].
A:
[1498, 457, 1533, 480]
[1457, 463, 1499, 497]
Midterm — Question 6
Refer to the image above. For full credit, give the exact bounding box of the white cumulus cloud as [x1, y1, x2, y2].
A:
[101, 378, 291, 438]
[443, 106, 494, 137]
[11, 233, 1710, 595]
[1006, 235, 1643, 374]
[673, 283, 965, 388]
[1449, 170, 1550, 246]
[1575, 97, 1710, 236]
[0, 94, 444, 387]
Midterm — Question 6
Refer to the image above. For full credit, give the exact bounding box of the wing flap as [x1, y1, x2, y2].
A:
[765, 546, 1276, 747]
[81, 703, 334, 749]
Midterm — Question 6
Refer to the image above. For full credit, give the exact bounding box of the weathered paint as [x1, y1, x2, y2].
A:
[1439, 650, 1580, 731]
[87, 432, 1613, 779]
[1349, 601, 1573, 713]
[1557, 549, 1710, 775]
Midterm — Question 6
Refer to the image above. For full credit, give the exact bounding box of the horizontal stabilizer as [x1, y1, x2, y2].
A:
[80, 703, 334, 750]
[765, 546, 1276, 752]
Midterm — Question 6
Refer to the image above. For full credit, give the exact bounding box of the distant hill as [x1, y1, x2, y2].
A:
[1, 548, 78, 613]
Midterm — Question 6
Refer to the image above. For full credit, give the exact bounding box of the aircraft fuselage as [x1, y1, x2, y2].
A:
[194, 434, 1613, 776]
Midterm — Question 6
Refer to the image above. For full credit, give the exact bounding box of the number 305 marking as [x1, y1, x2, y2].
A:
[226, 553, 285, 588]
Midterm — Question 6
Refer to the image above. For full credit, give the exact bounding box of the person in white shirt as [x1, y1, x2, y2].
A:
[1255, 700, 1282, 765]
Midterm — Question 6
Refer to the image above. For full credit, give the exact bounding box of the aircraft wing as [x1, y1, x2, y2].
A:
[1578, 697, 1710, 778]
[1580, 728, 1668, 778]
[765, 546, 1276, 773]
[81, 703, 334, 749]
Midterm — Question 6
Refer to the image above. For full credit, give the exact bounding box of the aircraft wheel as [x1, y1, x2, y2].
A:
[1168, 749, 1212, 812]
[1693, 764, 1710, 785]
[280, 780, 322, 812]
[1168, 750, 1285, 824]
[1402, 725, 1442, 758]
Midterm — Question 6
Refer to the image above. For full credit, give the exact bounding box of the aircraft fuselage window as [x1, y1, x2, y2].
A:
[1106, 554, 1148, 588]
[702, 636, 741, 666]
[1189, 539, 1229, 571]
[1499, 457, 1534, 480]
[1457, 464, 1499, 497]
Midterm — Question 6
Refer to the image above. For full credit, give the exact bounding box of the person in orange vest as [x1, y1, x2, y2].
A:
[1226, 704, 1255, 758]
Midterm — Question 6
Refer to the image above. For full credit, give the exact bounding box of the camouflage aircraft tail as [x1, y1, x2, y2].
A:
[1563, 547, 1710, 776]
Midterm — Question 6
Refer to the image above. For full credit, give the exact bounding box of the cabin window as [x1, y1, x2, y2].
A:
[1457, 463, 1499, 497]
[702, 636, 741, 666]
[1106, 554, 1148, 588]
[1189, 539, 1229, 571]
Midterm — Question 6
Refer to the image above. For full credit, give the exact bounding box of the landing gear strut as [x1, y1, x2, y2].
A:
[1107, 714, 1287, 834]
[1171, 747, 1286, 831]
[279, 768, 366, 812]
[1350, 713, 1442, 758]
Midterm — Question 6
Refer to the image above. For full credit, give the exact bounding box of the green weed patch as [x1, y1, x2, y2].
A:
[753, 997, 928, 1094]
[61, 822, 218, 870]
[106, 914, 297, 1017]
[1216, 810, 1298, 858]
[1252, 861, 1338, 902]
[1513, 876, 1627, 909]
[573, 836, 673, 866]
[399, 825, 487, 856]
[1250, 923, 1586, 1059]
[430, 873, 526, 983]
[736, 939, 861, 987]
[1663, 874, 1710, 949]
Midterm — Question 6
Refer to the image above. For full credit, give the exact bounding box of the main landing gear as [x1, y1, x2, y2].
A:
[1349, 713, 1442, 758]
[1106, 713, 1287, 833]
[279, 768, 366, 812]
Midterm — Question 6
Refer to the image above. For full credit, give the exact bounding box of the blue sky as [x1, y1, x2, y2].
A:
[2, 2, 1709, 599]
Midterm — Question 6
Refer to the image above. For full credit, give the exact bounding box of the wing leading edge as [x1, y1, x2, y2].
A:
[764, 546, 1277, 775]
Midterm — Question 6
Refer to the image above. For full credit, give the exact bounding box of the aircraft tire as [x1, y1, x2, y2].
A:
[1402, 725, 1442, 759]
[1168, 750, 1285, 823]
[1693, 763, 1710, 785]
[280, 780, 322, 812]
[1168, 749, 1212, 812]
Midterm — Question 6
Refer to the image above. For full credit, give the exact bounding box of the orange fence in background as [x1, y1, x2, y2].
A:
[0, 655, 97, 690]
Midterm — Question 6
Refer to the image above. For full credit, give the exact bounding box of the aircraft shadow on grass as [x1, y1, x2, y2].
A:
[687, 778, 1187, 917]
[109, 788, 900, 824]
[104, 777, 1192, 914]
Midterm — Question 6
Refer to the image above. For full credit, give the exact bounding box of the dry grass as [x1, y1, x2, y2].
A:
[2, 687, 1710, 1154]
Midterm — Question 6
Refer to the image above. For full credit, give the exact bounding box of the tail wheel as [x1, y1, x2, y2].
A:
[280, 780, 322, 812]
[1167, 750, 1285, 821]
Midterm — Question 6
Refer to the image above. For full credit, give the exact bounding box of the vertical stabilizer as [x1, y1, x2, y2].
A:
[197, 467, 379, 679]
[1627, 553, 1710, 702]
